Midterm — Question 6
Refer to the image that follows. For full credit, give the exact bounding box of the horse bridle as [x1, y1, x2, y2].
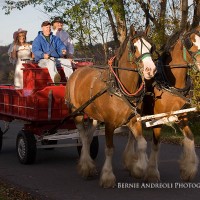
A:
[108, 33, 155, 98]
[128, 34, 155, 67]
[182, 30, 200, 66]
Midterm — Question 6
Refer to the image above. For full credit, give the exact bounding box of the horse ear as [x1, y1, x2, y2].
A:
[129, 24, 136, 37]
[145, 25, 151, 37]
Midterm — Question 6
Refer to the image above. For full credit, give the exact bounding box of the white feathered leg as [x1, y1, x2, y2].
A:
[128, 121, 148, 179]
[77, 119, 98, 178]
[144, 142, 160, 182]
[100, 147, 116, 188]
[179, 136, 199, 181]
[123, 131, 136, 171]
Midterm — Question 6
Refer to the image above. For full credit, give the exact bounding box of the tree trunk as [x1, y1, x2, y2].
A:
[191, 0, 200, 28]
[109, 0, 127, 45]
[158, 0, 167, 43]
[105, 7, 120, 48]
[180, 0, 188, 30]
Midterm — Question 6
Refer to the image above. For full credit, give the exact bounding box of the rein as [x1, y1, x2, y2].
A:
[92, 65, 139, 72]
[108, 56, 144, 97]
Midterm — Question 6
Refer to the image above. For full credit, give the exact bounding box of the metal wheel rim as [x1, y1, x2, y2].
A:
[18, 137, 26, 160]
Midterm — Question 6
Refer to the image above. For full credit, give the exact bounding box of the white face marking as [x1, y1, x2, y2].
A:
[193, 35, 200, 71]
[134, 38, 157, 79]
[134, 38, 152, 54]
[193, 35, 200, 49]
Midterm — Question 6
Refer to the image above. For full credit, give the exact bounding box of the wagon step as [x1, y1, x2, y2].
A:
[41, 126, 128, 141]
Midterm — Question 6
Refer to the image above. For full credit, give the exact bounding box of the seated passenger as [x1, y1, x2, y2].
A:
[52, 17, 74, 78]
[51, 17, 74, 58]
[32, 21, 72, 82]
[8, 28, 33, 89]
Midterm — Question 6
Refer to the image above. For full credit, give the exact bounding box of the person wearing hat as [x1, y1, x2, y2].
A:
[51, 17, 74, 79]
[8, 28, 33, 89]
[32, 20, 71, 83]
[52, 17, 74, 57]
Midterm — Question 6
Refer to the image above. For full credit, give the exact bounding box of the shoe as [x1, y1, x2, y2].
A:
[54, 73, 61, 83]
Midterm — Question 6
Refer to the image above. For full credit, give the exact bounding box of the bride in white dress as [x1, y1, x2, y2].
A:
[8, 28, 33, 89]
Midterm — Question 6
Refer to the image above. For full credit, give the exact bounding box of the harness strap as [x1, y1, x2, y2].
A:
[108, 56, 145, 97]
[46, 87, 108, 135]
[92, 65, 139, 72]
[183, 47, 188, 63]
[135, 52, 151, 65]
[120, 95, 141, 124]
[163, 86, 191, 103]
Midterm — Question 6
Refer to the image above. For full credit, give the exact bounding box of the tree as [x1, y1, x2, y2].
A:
[2, 0, 200, 105]
[3, 0, 200, 54]
[191, 0, 200, 28]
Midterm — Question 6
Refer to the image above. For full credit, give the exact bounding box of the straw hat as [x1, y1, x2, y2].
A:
[13, 28, 27, 41]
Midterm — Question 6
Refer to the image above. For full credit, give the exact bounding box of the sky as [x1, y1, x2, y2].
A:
[0, 0, 48, 46]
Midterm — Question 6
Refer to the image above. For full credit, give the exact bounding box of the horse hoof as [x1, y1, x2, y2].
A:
[179, 155, 199, 182]
[131, 165, 145, 179]
[123, 154, 137, 171]
[144, 167, 160, 182]
[100, 172, 116, 188]
[77, 160, 97, 178]
[99, 178, 116, 188]
[180, 169, 197, 182]
[144, 175, 160, 183]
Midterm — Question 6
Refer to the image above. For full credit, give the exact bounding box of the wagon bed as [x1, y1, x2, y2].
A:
[0, 60, 99, 164]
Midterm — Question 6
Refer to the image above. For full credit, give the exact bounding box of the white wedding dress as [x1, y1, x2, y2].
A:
[8, 44, 32, 89]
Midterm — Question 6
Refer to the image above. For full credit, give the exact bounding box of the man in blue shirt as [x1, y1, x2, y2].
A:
[32, 21, 72, 82]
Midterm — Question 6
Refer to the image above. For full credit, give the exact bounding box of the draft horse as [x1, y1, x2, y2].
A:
[66, 25, 157, 188]
[143, 26, 200, 182]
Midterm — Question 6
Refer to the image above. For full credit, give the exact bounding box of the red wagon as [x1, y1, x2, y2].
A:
[0, 59, 99, 164]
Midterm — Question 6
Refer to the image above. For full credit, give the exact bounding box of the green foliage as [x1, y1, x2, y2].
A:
[189, 67, 200, 110]
[0, 46, 14, 84]
[0, 1, 191, 47]
[2, 0, 200, 66]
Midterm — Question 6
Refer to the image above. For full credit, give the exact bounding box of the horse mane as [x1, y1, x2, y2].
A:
[116, 36, 129, 60]
[159, 30, 183, 62]
[162, 30, 183, 52]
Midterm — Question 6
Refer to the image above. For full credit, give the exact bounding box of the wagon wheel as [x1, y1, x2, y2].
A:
[77, 136, 99, 160]
[0, 128, 3, 152]
[16, 130, 37, 164]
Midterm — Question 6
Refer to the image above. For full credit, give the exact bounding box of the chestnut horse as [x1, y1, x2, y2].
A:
[141, 26, 200, 182]
[66, 25, 157, 188]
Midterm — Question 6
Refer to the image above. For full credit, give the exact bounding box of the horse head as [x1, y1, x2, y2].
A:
[182, 26, 200, 71]
[128, 25, 157, 80]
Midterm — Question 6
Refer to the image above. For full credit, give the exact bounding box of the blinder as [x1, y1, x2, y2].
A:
[129, 40, 136, 53]
[184, 37, 193, 50]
